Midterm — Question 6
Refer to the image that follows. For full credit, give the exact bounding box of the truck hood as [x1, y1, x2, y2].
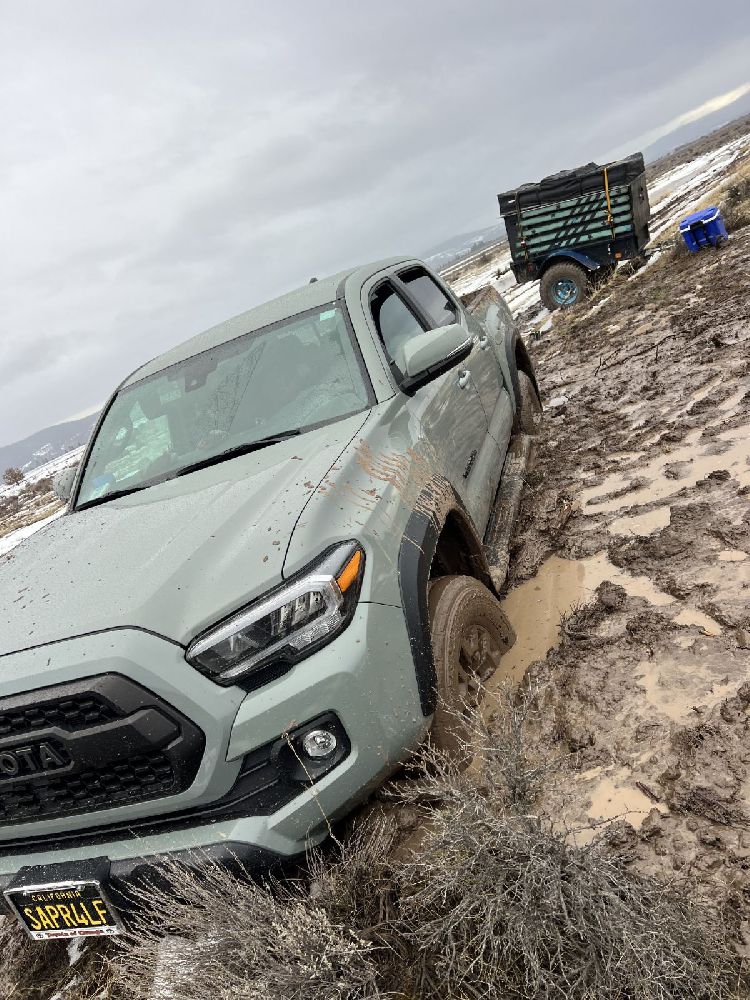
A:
[0, 412, 369, 657]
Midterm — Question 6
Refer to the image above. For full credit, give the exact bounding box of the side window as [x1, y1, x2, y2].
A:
[371, 282, 426, 375]
[399, 267, 459, 329]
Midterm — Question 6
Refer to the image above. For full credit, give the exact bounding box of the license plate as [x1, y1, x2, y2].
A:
[4, 879, 122, 940]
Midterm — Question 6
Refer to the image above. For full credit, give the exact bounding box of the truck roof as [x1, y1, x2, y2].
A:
[122, 256, 410, 387]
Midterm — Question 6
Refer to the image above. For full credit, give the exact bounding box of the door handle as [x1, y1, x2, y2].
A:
[457, 370, 471, 389]
[478, 336, 489, 350]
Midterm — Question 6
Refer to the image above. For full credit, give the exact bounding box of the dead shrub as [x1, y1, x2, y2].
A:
[723, 173, 750, 231]
[116, 855, 384, 1000]
[394, 742, 736, 999]
[0, 916, 122, 999]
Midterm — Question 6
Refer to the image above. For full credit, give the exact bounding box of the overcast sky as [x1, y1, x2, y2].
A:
[2, 0, 749, 445]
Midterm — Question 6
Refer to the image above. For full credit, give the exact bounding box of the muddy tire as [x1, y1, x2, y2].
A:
[428, 575, 516, 763]
[513, 370, 542, 435]
[539, 261, 589, 311]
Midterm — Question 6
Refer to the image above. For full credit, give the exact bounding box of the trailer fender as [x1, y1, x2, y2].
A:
[540, 249, 601, 274]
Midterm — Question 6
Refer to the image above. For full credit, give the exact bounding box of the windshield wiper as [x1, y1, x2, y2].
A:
[175, 429, 304, 477]
[76, 430, 304, 510]
[76, 484, 151, 511]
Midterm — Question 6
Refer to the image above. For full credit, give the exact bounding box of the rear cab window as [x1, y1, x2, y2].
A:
[398, 266, 461, 328]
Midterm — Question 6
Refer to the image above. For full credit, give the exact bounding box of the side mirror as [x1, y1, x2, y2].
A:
[53, 466, 78, 503]
[400, 323, 472, 379]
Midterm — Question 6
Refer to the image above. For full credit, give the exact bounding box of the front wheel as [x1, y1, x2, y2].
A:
[428, 575, 516, 763]
[539, 261, 589, 311]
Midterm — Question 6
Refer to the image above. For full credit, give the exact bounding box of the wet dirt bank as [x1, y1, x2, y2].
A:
[501, 217, 750, 949]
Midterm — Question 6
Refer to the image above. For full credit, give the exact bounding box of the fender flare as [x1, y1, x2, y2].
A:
[540, 248, 601, 274]
[501, 325, 541, 411]
[397, 480, 496, 716]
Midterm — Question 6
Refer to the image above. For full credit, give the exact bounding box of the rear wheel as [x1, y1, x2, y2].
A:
[428, 575, 515, 762]
[540, 261, 589, 311]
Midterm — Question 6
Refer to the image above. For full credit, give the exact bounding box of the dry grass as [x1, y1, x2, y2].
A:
[0, 916, 123, 999]
[678, 157, 750, 235]
[74, 693, 742, 1000]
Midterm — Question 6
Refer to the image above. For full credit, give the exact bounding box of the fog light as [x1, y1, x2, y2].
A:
[301, 729, 338, 759]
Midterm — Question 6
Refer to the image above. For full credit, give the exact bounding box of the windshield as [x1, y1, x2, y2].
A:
[76, 305, 369, 508]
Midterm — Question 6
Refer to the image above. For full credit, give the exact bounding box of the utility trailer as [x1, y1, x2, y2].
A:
[498, 153, 651, 310]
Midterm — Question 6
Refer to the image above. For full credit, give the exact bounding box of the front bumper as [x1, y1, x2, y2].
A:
[0, 602, 426, 900]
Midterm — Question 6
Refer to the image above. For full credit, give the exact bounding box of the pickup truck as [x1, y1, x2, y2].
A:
[0, 258, 540, 940]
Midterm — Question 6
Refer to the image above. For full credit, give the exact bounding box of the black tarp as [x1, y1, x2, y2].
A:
[498, 152, 645, 215]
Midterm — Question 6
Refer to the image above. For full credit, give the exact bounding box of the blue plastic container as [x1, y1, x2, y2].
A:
[679, 206, 728, 252]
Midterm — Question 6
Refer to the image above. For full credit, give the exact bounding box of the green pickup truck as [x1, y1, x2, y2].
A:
[0, 257, 539, 940]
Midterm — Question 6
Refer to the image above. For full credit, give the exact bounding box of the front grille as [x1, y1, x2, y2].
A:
[0, 675, 204, 827]
[0, 693, 118, 738]
[0, 752, 176, 824]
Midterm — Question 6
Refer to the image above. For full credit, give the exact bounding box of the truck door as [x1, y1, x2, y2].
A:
[392, 266, 507, 530]
[370, 279, 497, 533]
[462, 293, 515, 458]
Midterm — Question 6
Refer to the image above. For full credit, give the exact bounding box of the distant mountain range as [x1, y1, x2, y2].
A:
[644, 89, 750, 163]
[0, 412, 99, 476]
[423, 222, 506, 272]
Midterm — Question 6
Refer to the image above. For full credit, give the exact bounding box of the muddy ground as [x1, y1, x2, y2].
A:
[491, 210, 750, 950]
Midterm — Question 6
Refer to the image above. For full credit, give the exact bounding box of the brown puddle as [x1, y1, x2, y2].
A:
[718, 386, 748, 412]
[673, 608, 722, 636]
[586, 775, 661, 827]
[566, 770, 665, 846]
[718, 548, 748, 562]
[493, 553, 674, 686]
[582, 423, 750, 516]
[609, 505, 671, 536]
[636, 655, 732, 723]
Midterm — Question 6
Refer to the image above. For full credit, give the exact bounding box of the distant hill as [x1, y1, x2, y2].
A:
[0, 413, 99, 475]
[423, 222, 506, 272]
[644, 90, 750, 163]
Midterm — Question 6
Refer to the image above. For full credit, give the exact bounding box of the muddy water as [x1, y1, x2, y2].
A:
[582, 422, 750, 516]
[673, 608, 722, 636]
[636, 654, 734, 723]
[493, 547, 732, 690]
[493, 553, 674, 685]
[719, 549, 748, 562]
[586, 775, 661, 826]
[609, 505, 671, 537]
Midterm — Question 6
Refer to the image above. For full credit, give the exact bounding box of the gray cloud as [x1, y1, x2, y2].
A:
[1, 0, 749, 443]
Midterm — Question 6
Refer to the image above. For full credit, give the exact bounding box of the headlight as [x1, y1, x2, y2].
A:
[186, 542, 365, 687]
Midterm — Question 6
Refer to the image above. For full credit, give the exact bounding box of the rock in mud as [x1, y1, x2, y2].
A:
[596, 580, 627, 612]
[640, 808, 664, 839]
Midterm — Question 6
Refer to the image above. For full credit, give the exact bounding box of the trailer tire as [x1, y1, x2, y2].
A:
[540, 261, 589, 311]
[428, 575, 515, 765]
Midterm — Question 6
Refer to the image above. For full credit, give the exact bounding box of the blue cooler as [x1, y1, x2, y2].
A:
[679, 207, 728, 252]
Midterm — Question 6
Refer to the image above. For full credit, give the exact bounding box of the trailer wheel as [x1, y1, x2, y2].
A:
[540, 262, 589, 311]
[428, 576, 515, 765]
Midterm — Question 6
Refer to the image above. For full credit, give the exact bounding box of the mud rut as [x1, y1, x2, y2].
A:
[486, 222, 750, 950]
